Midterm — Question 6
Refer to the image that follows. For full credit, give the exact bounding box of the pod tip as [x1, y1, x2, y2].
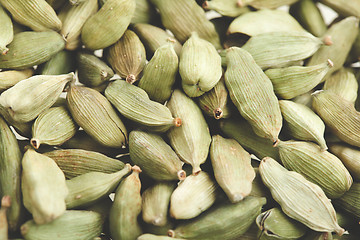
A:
[177, 170, 186, 180]
[131, 165, 142, 173]
[237, 0, 244, 7]
[327, 59, 334, 68]
[30, 138, 40, 149]
[167, 230, 175, 238]
[323, 35, 333, 46]
[126, 74, 136, 84]
[214, 108, 223, 119]
[1, 47, 9, 55]
[202, 1, 209, 9]
[273, 139, 280, 147]
[174, 118, 182, 127]
[1, 195, 11, 208]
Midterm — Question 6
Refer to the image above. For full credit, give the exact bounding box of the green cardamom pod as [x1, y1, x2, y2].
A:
[329, 143, 360, 181]
[250, 168, 272, 199]
[0, 68, 33, 92]
[333, 182, 360, 218]
[249, 0, 299, 9]
[138, 234, 184, 240]
[319, 0, 360, 18]
[202, 0, 251, 18]
[46, 0, 67, 10]
[0, 196, 10, 239]
[131, 0, 158, 24]
[0, 3, 13, 55]
[36, 50, 76, 76]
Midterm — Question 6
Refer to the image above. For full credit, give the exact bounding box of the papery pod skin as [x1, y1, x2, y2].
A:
[323, 68, 358, 105]
[129, 130, 185, 181]
[0, 0, 62, 32]
[65, 164, 131, 209]
[202, 0, 251, 18]
[85, 196, 113, 221]
[333, 183, 360, 218]
[220, 117, 280, 161]
[349, 32, 360, 63]
[227, 9, 304, 37]
[307, 17, 359, 78]
[0, 117, 23, 231]
[250, 168, 272, 199]
[138, 234, 184, 240]
[81, 0, 136, 50]
[12, 21, 29, 35]
[149, 0, 221, 49]
[0, 31, 65, 70]
[131, 0, 158, 24]
[142, 182, 176, 227]
[312, 90, 360, 148]
[36, 50, 76, 75]
[46, 0, 67, 9]
[44, 149, 125, 179]
[301, 231, 333, 240]
[0, 73, 74, 123]
[1, 114, 33, 139]
[132, 23, 182, 57]
[166, 89, 211, 174]
[0, 4, 12, 55]
[225, 47, 282, 144]
[259, 157, 344, 235]
[20, 210, 103, 240]
[179, 32, 222, 98]
[279, 100, 327, 150]
[170, 171, 218, 220]
[329, 143, 360, 181]
[31, 106, 77, 149]
[210, 135, 255, 203]
[256, 208, 307, 240]
[0, 69, 34, 92]
[319, 0, 360, 18]
[168, 196, 267, 239]
[138, 44, 178, 104]
[289, 0, 327, 37]
[142, 218, 175, 236]
[292, 91, 313, 108]
[104, 30, 146, 84]
[109, 166, 143, 240]
[0, 196, 10, 239]
[265, 60, 332, 99]
[21, 148, 68, 225]
[77, 52, 114, 87]
[249, 0, 299, 9]
[66, 84, 127, 148]
[242, 31, 322, 69]
[105, 80, 180, 132]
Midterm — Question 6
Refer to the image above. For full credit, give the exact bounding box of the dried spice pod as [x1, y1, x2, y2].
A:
[329, 143, 360, 181]
[138, 234, 184, 240]
[166, 89, 211, 174]
[0, 68, 34, 92]
[210, 135, 255, 203]
[249, 0, 299, 9]
[319, 0, 360, 18]
[36, 50, 76, 76]
[66, 84, 127, 148]
[149, 0, 221, 49]
[129, 130, 186, 181]
[250, 168, 272, 199]
[225, 47, 282, 145]
[0, 31, 65, 70]
[46, 0, 67, 9]
[202, 0, 250, 18]
[259, 157, 344, 235]
[131, 0, 158, 24]
[0, 4, 13, 55]
[104, 30, 146, 84]
[138, 44, 178, 104]
[0, 196, 10, 239]
[333, 182, 360, 218]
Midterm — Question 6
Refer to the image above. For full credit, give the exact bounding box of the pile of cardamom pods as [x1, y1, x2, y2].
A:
[1, 0, 360, 239]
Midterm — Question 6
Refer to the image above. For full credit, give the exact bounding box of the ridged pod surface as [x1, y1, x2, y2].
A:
[0, 4, 13, 55]
[0, 69, 33, 92]
[249, 0, 299, 9]
[329, 143, 360, 181]
[333, 183, 360, 218]
[131, 0, 157, 24]
[202, 0, 251, 18]
[138, 234, 183, 240]
[36, 50, 76, 76]
[319, 0, 360, 18]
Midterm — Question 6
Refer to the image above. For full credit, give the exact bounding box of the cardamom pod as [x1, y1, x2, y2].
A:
[329, 143, 360, 181]
[36, 50, 76, 76]
[131, 0, 158, 24]
[138, 234, 184, 240]
[249, 0, 299, 9]
[202, 0, 251, 18]
[0, 196, 10, 240]
[0, 3, 13, 55]
[319, 0, 360, 18]
[0, 68, 33, 92]
[333, 182, 360, 218]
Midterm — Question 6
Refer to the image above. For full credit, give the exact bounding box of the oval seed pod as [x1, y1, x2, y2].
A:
[109, 166, 143, 240]
[249, 0, 299, 9]
[329, 143, 360, 181]
[0, 73, 74, 123]
[104, 30, 146, 84]
[105, 80, 181, 132]
[66, 84, 127, 148]
[225, 47, 282, 145]
[0, 4, 13, 55]
[0, 31, 65, 70]
[0, 0, 62, 32]
[138, 234, 184, 240]
[166, 89, 211, 174]
[30, 106, 78, 149]
[81, 0, 136, 50]
[168, 196, 267, 240]
[0, 68, 34, 92]
[21, 148, 68, 225]
[138, 44, 178, 104]
[259, 157, 344, 235]
[170, 171, 218, 220]
[131, 0, 158, 24]
[0, 196, 10, 239]
[47, 0, 67, 9]
[20, 210, 103, 240]
[202, 0, 251, 18]
[279, 100, 327, 150]
[129, 130, 186, 181]
[142, 182, 176, 227]
[250, 168, 272, 199]
[319, 0, 360, 18]
[210, 135, 255, 203]
[333, 183, 360, 218]
[36, 50, 76, 76]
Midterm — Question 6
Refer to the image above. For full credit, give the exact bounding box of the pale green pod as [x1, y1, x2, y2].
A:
[81, 0, 136, 50]
[0, 69, 34, 92]
[66, 84, 127, 148]
[142, 218, 175, 236]
[228, 9, 304, 37]
[21, 148, 68, 225]
[0, 31, 65, 70]
[105, 80, 181, 132]
[259, 157, 344, 235]
[129, 130, 186, 181]
[249, 0, 299, 9]
[170, 171, 218, 220]
[46, 0, 67, 9]
[110, 166, 143, 240]
[250, 168, 272, 199]
[323, 68, 358, 105]
[225, 47, 282, 144]
[301, 231, 333, 240]
[242, 31, 323, 69]
[104, 30, 146, 84]
[256, 208, 307, 239]
[149, 0, 221, 49]
[0, 3, 13, 55]
[131, 0, 158, 24]
[202, 0, 251, 18]
[0, 0, 62, 32]
[20, 210, 103, 240]
[333, 182, 360, 218]
[329, 143, 360, 181]
[265, 60, 332, 99]
[168, 196, 267, 240]
[65, 164, 131, 209]
[137, 234, 184, 240]
[142, 182, 176, 227]
[319, 0, 360, 18]
[166, 89, 211, 174]
[138, 44, 178, 104]
[0, 196, 10, 240]
[307, 17, 359, 78]
[36, 50, 76, 75]
[279, 100, 327, 150]
[210, 135, 255, 203]
[0, 73, 74, 123]
[179, 32, 222, 97]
